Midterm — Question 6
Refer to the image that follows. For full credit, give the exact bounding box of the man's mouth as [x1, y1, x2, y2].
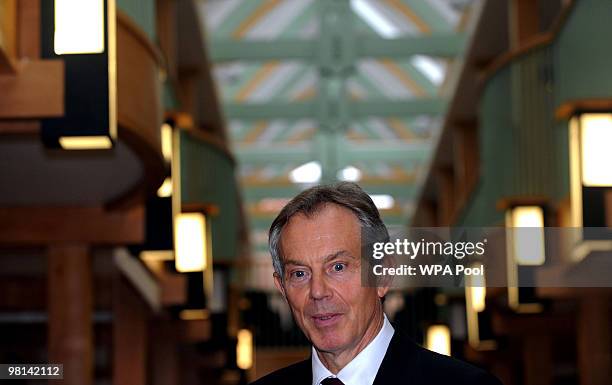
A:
[311, 313, 342, 327]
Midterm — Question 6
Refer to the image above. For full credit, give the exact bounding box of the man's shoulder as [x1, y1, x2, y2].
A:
[249, 359, 311, 385]
[380, 331, 502, 385]
[412, 344, 502, 384]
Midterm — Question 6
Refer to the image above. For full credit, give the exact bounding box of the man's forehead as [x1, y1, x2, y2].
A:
[284, 203, 361, 229]
[281, 230, 358, 249]
[279, 205, 362, 260]
[282, 207, 360, 242]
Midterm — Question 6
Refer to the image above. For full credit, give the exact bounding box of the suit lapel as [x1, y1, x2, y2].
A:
[372, 330, 421, 385]
[299, 357, 313, 385]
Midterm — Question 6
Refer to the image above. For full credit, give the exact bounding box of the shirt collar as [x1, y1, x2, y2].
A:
[311, 314, 395, 385]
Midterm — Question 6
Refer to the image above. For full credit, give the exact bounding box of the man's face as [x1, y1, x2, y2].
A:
[273, 204, 388, 354]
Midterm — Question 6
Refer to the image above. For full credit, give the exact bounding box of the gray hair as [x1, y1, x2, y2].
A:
[268, 182, 389, 279]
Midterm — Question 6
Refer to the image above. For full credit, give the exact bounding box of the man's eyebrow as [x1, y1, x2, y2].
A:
[282, 250, 355, 267]
[323, 250, 355, 263]
[283, 259, 306, 267]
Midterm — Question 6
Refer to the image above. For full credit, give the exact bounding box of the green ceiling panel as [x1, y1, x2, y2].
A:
[223, 99, 446, 119]
[243, 182, 418, 202]
[284, 0, 319, 38]
[401, 0, 453, 32]
[209, 34, 466, 62]
[210, 0, 264, 38]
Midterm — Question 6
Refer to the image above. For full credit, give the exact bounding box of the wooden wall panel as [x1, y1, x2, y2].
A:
[0, 206, 144, 245]
[0, 60, 64, 118]
[0, 0, 17, 73]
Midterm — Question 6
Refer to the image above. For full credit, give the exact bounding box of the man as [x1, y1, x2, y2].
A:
[252, 183, 502, 385]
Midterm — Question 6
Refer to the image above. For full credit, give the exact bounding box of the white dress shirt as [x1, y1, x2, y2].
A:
[311, 314, 395, 385]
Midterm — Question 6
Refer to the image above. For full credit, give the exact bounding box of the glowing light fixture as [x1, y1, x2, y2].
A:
[157, 177, 173, 198]
[508, 206, 546, 266]
[179, 309, 209, 321]
[465, 263, 496, 350]
[467, 269, 486, 313]
[338, 165, 362, 182]
[425, 325, 451, 356]
[350, 0, 445, 84]
[42, 0, 116, 149]
[174, 212, 207, 272]
[350, 0, 399, 38]
[58, 136, 112, 150]
[579, 114, 612, 187]
[139, 250, 173, 262]
[161, 123, 173, 163]
[370, 194, 395, 210]
[411, 55, 445, 86]
[236, 329, 253, 370]
[504, 204, 545, 313]
[289, 161, 321, 184]
[54, 0, 105, 55]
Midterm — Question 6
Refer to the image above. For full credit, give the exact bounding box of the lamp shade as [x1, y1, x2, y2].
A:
[41, 0, 117, 149]
[580, 114, 612, 187]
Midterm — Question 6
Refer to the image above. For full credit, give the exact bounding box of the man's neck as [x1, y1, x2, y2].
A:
[315, 309, 385, 374]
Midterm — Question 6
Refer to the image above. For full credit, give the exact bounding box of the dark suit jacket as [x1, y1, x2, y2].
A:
[251, 330, 502, 385]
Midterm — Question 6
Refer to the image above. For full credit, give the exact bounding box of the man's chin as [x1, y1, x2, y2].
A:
[311, 337, 348, 354]
[307, 325, 349, 353]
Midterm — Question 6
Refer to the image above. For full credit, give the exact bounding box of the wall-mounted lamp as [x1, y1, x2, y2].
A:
[161, 123, 173, 163]
[157, 178, 173, 198]
[507, 206, 546, 266]
[157, 122, 174, 197]
[236, 329, 254, 370]
[466, 269, 486, 314]
[54, 0, 105, 55]
[174, 212, 208, 273]
[465, 263, 496, 350]
[577, 114, 612, 188]
[42, 0, 117, 149]
[569, 113, 612, 230]
[503, 202, 546, 313]
[425, 324, 451, 356]
[58, 136, 113, 150]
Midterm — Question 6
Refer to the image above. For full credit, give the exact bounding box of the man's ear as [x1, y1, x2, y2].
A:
[273, 272, 287, 301]
[376, 255, 395, 298]
[377, 284, 390, 299]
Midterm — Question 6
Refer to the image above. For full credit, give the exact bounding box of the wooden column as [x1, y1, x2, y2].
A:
[150, 320, 179, 385]
[577, 296, 611, 385]
[604, 190, 612, 227]
[48, 244, 93, 385]
[453, 122, 479, 200]
[113, 277, 148, 385]
[436, 167, 455, 225]
[523, 334, 552, 385]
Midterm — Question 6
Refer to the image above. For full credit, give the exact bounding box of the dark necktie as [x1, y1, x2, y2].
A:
[321, 377, 345, 385]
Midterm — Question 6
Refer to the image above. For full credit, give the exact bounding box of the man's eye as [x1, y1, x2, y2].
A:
[291, 270, 306, 278]
[333, 263, 345, 272]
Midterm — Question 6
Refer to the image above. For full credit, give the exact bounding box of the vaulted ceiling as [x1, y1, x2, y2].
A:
[198, 0, 475, 258]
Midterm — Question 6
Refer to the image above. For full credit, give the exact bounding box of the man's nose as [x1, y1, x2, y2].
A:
[309, 272, 332, 300]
